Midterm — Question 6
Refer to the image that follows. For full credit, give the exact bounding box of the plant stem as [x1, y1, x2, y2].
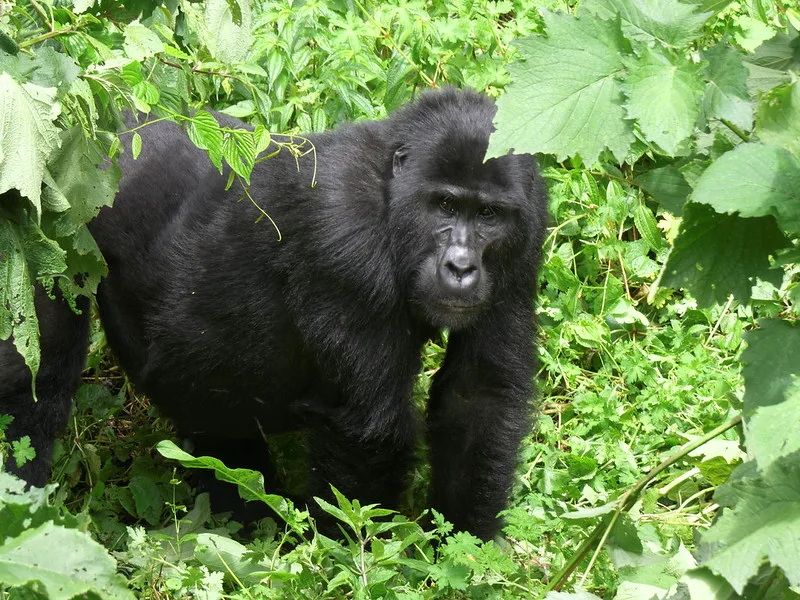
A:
[548, 413, 742, 591]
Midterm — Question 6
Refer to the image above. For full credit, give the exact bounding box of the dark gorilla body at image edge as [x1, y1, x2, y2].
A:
[0, 88, 548, 540]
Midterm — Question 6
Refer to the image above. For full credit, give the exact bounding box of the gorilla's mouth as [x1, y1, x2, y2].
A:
[433, 300, 483, 312]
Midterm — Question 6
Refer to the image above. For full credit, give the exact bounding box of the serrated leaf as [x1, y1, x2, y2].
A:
[123, 22, 163, 62]
[700, 458, 800, 593]
[691, 143, 800, 233]
[660, 203, 786, 306]
[205, 0, 252, 63]
[21, 47, 80, 98]
[47, 127, 121, 240]
[582, 0, 711, 47]
[622, 47, 704, 155]
[734, 16, 777, 53]
[0, 212, 68, 389]
[635, 165, 691, 215]
[0, 521, 134, 600]
[487, 11, 633, 164]
[0, 74, 61, 216]
[741, 319, 800, 414]
[756, 81, 800, 159]
[747, 383, 800, 472]
[701, 43, 753, 131]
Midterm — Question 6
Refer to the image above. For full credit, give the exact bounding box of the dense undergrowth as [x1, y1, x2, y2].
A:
[1, 0, 799, 598]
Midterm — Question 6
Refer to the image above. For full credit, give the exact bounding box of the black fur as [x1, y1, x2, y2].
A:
[0, 288, 89, 486]
[1, 88, 547, 539]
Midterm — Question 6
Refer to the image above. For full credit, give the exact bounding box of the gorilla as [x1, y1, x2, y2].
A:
[0, 88, 547, 540]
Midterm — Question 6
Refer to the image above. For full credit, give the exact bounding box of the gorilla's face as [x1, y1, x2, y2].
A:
[411, 189, 513, 330]
[390, 144, 531, 332]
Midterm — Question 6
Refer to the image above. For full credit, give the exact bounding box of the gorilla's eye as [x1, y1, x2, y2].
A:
[478, 205, 499, 218]
[439, 198, 457, 214]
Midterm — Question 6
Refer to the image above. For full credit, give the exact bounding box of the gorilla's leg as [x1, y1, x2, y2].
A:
[1, 287, 90, 486]
[308, 417, 417, 530]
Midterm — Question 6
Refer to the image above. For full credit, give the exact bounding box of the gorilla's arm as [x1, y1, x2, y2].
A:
[427, 293, 535, 540]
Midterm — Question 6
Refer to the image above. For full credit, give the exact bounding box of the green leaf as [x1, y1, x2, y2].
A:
[0, 521, 134, 600]
[741, 319, 800, 414]
[0, 74, 61, 216]
[187, 111, 224, 172]
[0, 31, 19, 55]
[633, 202, 665, 251]
[700, 43, 753, 131]
[700, 458, 800, 593]
[734, 16, 777, 53]
[545, 591, 603, 600]
[635, 165, 691, 215]
[756, 81, 800, 159]
[11, 437, 35, 468]
[622, 47, 704, 155]
[123, 22, 164, 62]
[487, 11, 633, 164]
[582, 0, 710, 47]
[691, 143, 800, 233]
[194, 533, 270, 585]
[693, 0, 734, 13]
[156, 440, 304, 534]
[131, 132, 142, 160]
[660, 203, 785, 306]
[205, 0, 252, 63]
[0, 212, 67, 389]
[747, 384, 800, 472]
[675, 568, 736, 600]
[47, 127, 121, 240]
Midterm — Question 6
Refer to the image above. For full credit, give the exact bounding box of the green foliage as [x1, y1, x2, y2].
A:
[492, 0, 800, 595]
[0, 473, 133, 600]
[2, 0, 799, 597]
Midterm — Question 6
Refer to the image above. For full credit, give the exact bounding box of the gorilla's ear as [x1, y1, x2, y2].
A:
[392, 145, 409, 177]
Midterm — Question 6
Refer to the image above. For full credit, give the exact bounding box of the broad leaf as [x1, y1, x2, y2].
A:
[700, 43, 753, 131]
[583, 0, 711, 47]
[660, 203, 785, 306]
[205, 0, 252, 63]
[622, 47, 704, 155]
[700, 458, 800, 593]
[756, 81, 800, 159]
[47, 127, 120, 239]
[0, 212, 66, 387]
[0, 74, 61, 216]
[195, 533, 271, 585]
[635, 165, 691, 215]
[741, 318, 800, 414]
[691, 143, 800, 233]
[0, 521, 134, 600]
[123, 22, 164, 61]
[487, 11, 633, 164]
[747, 384, 800, 472]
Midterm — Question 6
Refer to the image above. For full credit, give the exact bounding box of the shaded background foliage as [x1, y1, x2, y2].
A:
[1, 0, 799, 598]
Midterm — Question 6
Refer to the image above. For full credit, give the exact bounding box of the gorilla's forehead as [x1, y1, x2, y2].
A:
[425, 134, 527, 193]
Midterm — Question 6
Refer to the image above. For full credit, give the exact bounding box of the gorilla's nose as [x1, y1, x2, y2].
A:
[439, 256, 480, 295]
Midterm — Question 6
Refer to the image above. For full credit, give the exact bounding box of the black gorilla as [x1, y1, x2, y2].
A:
[1, 88, 547, 540]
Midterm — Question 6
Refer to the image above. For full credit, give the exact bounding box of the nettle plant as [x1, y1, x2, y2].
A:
[489, 0, 800, 595]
